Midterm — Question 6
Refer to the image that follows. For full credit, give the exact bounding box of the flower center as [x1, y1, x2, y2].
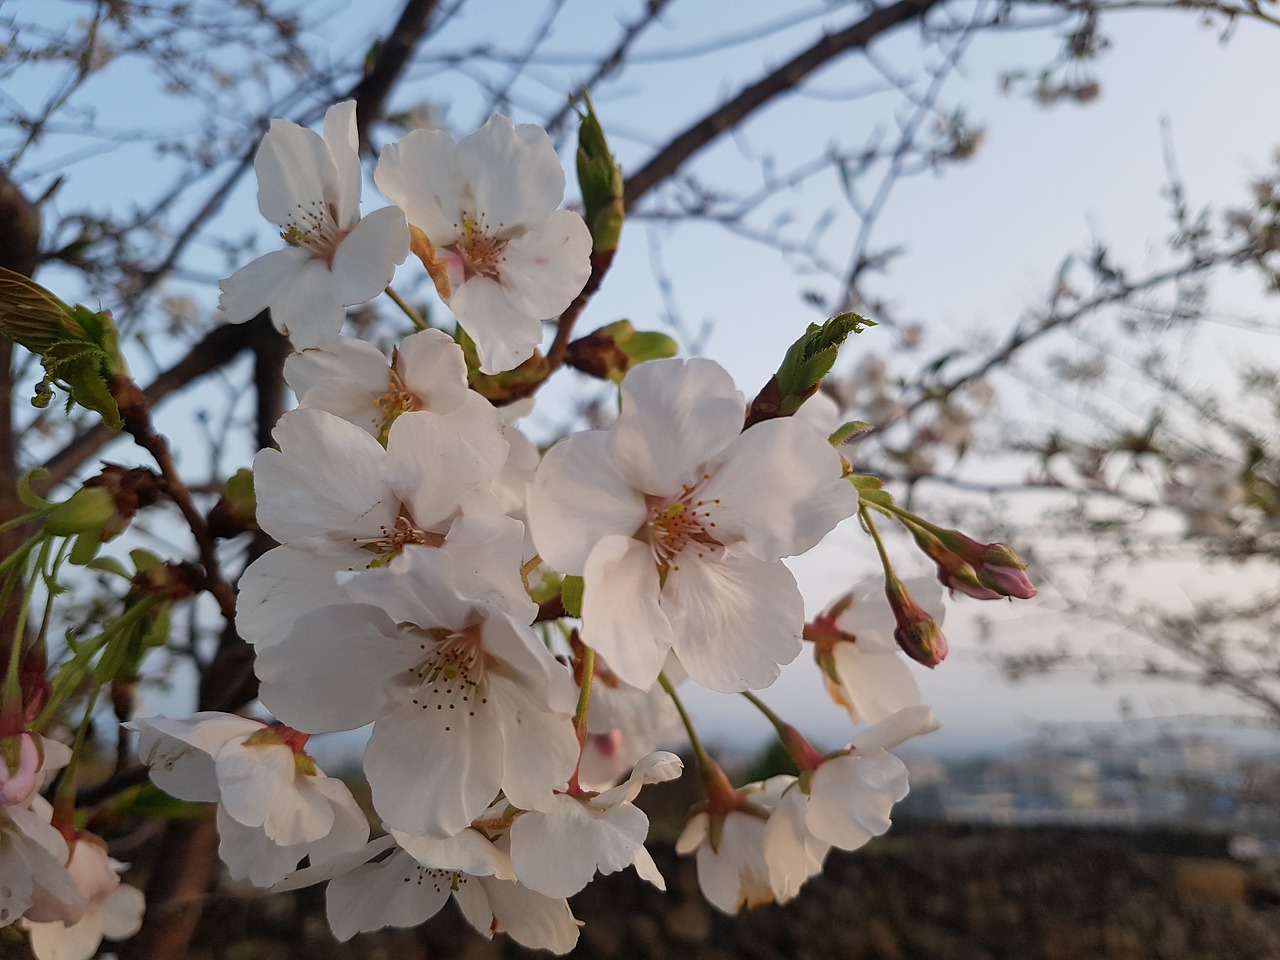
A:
[639, 475, 724, 579]
[374, 369, 420, 441]
[448, 212, 511, 281]
[280, 199, 347, 263]
[354, 513, 447, 567]
[406, 624, 496, 733]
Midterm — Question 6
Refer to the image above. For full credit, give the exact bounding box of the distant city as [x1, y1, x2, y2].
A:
[897, 731, 1280, 854]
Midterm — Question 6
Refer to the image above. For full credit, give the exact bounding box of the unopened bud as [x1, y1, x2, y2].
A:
[0, 732, 42, 807]
[885, 577, 948, 667]
[909, 522, 1037, 601]
[978, 543, 1037, 598]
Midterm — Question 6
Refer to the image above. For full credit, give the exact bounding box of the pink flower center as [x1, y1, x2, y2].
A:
[280, 199, 348, 264]
[640, 476, 724, 578]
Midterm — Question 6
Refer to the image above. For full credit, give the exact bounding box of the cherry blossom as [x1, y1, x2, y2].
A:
[374, 115, 592, 374]
[810, 577, 942, 725]
[127, 713, 369, 887]
[254, 548, 579, 838]
[276, 831, 581, 953]
[284, 329, 506, 470]
[508, 751, 682, 897]
[0, 801, 85, 928]
[22, 836, 144, 960]
[236, 405, 530, 648]
[763, 706, 940, 895]
[219, 101, 409, 347]
[675, 776, 810, 914]
[528, 357, 859, 692]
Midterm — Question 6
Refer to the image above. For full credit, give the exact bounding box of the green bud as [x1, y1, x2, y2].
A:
[745, 312, 876, 427]
[44, 486, 116, 538]
[0, 268, 129, 429]
[575, 93, 624, 253]
[565, 320, 678, 383]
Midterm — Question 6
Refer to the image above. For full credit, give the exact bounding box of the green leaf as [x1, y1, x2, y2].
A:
[829, 420, 873, 446]
[561, 574, 585, 618]
[85, 555, 132, 580]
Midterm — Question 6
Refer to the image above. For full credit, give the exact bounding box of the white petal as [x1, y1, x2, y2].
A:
[489, 673, 580, 812]
[454, 117, 565, 227]
[329, 205, 409, 305]
[218, 247, 311, 325]
[666, 555, 803, 693]
[254, 408, 394, 548]
[528, 430, 646, 574]
[631, 844, 666, 890]
[365, 700, 504, 838]
[326, 848, 450, 941]
[498, 209, 592, 318]
[609, 358, 745, 496]
[828, 643, 921, 725]
[851, 705, 941, 753]
[373, 128, 464, 241]
[321, 101, 362, 228]
[448, 277, 543, 374]
[393, 828, 511, 879]
[126, 713, 262, 802]
[255, 119, 338, 228]
[805, 751, 907, 851]
[702, 418, 857, 561]
[255, 603, 410, 733]
[580, 536, 674, 690]
[265, 258, 347, 348]
[100, 884, 145, 940]
[236, 546, 362, 649]
[285, 335, 389, 400]
[396, 327, 471, 414]
[476, 875, 581, 955]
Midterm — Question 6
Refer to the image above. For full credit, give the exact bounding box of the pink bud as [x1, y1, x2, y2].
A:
[885, 577, 948, 667]
[0, 732, 41, 807]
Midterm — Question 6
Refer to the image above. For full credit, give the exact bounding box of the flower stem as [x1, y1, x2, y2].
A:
[385, 285, 425, 331]
[658, 671, 711, 775]
[859, 503, 897, 579]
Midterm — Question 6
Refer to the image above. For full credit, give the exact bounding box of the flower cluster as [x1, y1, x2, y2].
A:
[4, 99, 1035, 956]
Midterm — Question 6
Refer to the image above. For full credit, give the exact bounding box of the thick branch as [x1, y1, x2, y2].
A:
[349, 0, 440, 151]
[622, 0, 943, 209]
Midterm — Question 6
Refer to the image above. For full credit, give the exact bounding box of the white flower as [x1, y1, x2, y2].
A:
[508, 751, 682, 897]
[762, 706, 940, 897]
[23, 836, 144, 960]
[236, 406, 531, 647]
[0, 802, 85, 927]
[528, 357, 858, 693]
[284, 330, 506, 471]
[812, 577, 942, 724]
[375, 116, 592, 374]
[675, 776, 807, 914]
[277, 832, 581, 954]
[254, 548, 579, 838]
[219, 101, 410, 347]
[127, 713, 369, 887]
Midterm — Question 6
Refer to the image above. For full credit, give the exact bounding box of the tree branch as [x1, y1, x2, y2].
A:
[349, 0, 440, 151]
[622, 0, 944, 209]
